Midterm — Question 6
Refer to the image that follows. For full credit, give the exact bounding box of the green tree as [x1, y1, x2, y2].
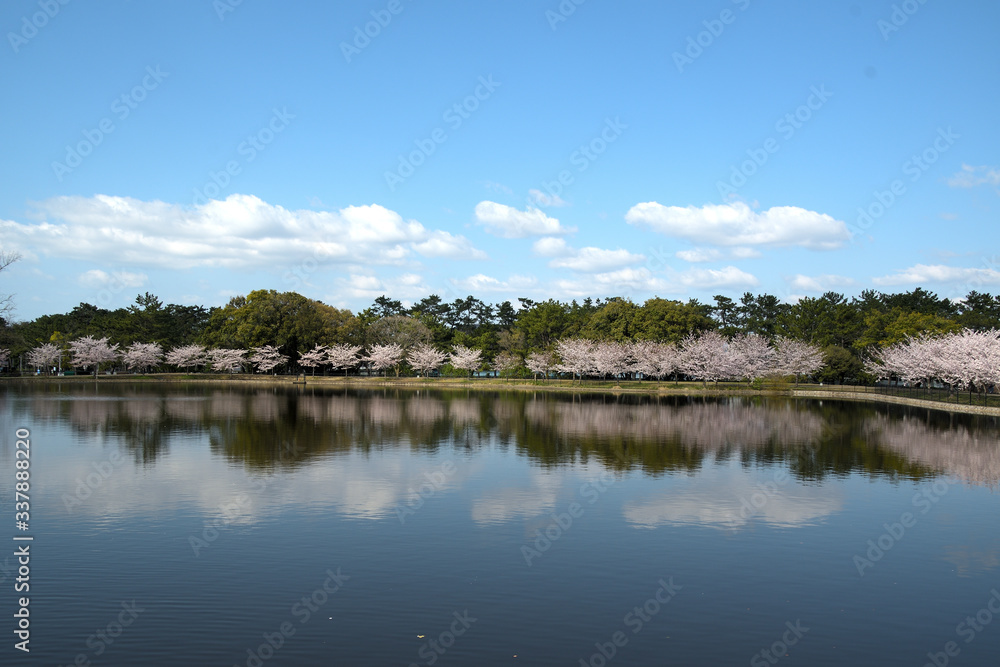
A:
[855, 307, 960, 350]
[632, 297, 715, 343]
[582, 298, 638, 341]
[957, 291, 1000, 331]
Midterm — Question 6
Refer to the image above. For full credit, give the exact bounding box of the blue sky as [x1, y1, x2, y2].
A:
[1, 0, 998, 320]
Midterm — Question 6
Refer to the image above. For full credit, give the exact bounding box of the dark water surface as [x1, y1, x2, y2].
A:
[1, 381, 999, 666]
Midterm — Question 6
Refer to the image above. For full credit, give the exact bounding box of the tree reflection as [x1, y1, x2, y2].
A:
[7, 382, 999, 485]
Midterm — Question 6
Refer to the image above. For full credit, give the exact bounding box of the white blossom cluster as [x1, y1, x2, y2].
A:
[16, 331, 830, 384]
[551, 332, 825, 384]
[865, 329, 1000, 391]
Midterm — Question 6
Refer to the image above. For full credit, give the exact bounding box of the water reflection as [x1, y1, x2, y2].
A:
[622, 467, 844, 530]
[12, 383, 998, 482]
[6, 382, 1000, 666]
[7, 382, 1000, 533]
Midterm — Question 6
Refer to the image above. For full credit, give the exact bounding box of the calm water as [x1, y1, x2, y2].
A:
[1, 382, 999, 666]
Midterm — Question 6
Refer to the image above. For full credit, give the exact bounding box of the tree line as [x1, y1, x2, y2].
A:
[2, 287, 999, 383]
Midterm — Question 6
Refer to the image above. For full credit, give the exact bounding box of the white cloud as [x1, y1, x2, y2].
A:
[531, 238, 644, 273]
[0, 194, 480, 271]
[873, 264, 1000, 286]
[532, 237, 571, 257]
[553, 267, 670, 297]
[731, 247, 762, 259]
[474, 201, 574, 238]
[625, 201, 850, 250]
[676, 248, 722, 263]
[553, 265, 758, 298]
[528, 189, 568, 207]
[676, 247, 762, 263]
[788, 274, 856, 293]
[450, 273, 538, 293]
[412, 230, 487, 260]
[550, 247, 644, 273]
[333, 272, 431, 301]
[532, 237, 643, 273]
[946, 164, 1000, 189]
[78, 269, 148, 289]
[676, 266, 759, 288]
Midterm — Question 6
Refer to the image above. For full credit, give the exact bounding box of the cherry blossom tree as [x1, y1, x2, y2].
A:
[677, 331, 730, 386]
[729, 333, 776, 384]
[250, 345, 289, 375]
[493, 351, 523, 381]
[208, 348, 247, 374]
[27, 342, 62, 374]
[555, 339, 595, 384]
[298, 344, 329, 377]
[0, 347, 11, 371]
[773, 336, 824, 385]
[408, 343, 447, 377]
[936, 329, 1000, 395]
[628, 340, 677, 384]
[652, 342, 679, 384]
[526, 350, 556, 382]
[628, 340, 657, 382]
[122, 342, 163, 374]
[69, 336, 120, 377]
[864, 329, 1000, 400]
[327, 343, 363, 377]
[592, 341, 631, 382]
[449, 345, 483, 379]
[165, 344, 207, 372]
[366, 343, 404, 377]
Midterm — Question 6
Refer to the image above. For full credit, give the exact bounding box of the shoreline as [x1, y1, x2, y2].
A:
[7, 374, 1000, 417]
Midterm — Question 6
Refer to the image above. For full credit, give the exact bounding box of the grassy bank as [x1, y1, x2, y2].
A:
[8, 373, 1000, 417]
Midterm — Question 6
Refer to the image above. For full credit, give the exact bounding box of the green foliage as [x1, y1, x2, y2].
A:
[817, 345, 862, 384]
[9, 287, 1000, 384]
[199, 289, 354, 361]
[582, 297, 638, 341]
[633, 297, 716, 342]
[855, 307, 961, 349]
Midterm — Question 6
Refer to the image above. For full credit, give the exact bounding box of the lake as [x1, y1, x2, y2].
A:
[1, 382, 999, 666]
